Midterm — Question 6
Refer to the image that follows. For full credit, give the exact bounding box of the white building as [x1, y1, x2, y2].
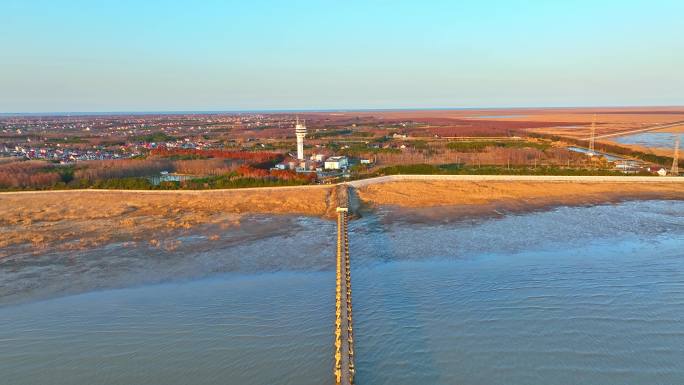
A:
[295, 117, 307, 160]
[324, 156, 349, 170]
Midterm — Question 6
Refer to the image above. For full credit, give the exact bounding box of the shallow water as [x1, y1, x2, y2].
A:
[1, 201, 683, 384]
[614, 132, 683, 150]
[567, 146, 624, 161]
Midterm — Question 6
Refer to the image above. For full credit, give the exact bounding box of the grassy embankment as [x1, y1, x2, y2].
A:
[372, 163, 635, 177]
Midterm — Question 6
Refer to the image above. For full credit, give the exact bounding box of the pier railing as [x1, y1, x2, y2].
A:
[334, 185, 355, 385]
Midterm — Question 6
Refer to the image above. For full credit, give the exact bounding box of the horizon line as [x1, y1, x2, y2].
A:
[2, 104, 684, 117]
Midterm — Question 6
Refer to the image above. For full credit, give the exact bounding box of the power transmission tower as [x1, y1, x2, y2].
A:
[589, 114, 596, 155]
[672, 136, 680, 175]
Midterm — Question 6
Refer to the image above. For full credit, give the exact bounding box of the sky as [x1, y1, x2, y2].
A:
[1, 0, 684, 112]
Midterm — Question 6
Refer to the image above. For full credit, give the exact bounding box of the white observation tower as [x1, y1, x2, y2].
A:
[295, 117, 307, 161]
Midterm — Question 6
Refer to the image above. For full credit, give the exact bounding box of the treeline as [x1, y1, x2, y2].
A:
[61, 168, 314, 190]
[374, 163, 637, 177]
[308, 129, 374, 139]
[75, 159, 172, 182]
[149, 148, 281, 162]
[446, 140, 550, 152]
[0, 161, 63, 188]
[83, 176, 312, 190]
[76, 158, 244, 182]
[374, 146, 588, 168]
[0, 158, 313, 191]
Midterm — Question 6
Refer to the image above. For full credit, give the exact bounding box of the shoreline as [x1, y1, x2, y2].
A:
[2, 176, 684, 257]
[1, 174, 683, 196]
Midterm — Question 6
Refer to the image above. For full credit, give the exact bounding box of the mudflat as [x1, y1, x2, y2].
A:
[0, 186, 335, 257]
[2, 179, 684, 257]
[357, 180, 684, 208]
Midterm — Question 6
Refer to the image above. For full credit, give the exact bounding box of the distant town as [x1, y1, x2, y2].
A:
[0, 108, 682, 190]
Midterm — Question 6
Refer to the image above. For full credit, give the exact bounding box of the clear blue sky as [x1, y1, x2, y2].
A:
[2, 0, 683, 112]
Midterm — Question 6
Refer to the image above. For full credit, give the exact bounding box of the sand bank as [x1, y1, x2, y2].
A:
[0, 186, 335, 257]
[354, 178, 684, 222]
[2, 176, 683, 257]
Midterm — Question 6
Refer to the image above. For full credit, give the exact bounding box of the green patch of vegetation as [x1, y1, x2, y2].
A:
[90, 177, 155, 189]
[36, 164, 76, 184]
[98, 140, 127, 146]
[375, 164, 442, 175]
[46, 136, 88, 144]
[182, 176, 310, 189]
[410, 140, 429, 150]
[252, 154, 285, 170]
[57, 166, 75, 183]
[446, 140, 550, 152]
[165, 154, 210, 160]
[41, 173, 312, 191]
[335, 143, 401, 156]
[309, 129, 373, 139]
[134, 132, 178, 143]
[309, 129, 352, 139]
[352, 131, 374, 138]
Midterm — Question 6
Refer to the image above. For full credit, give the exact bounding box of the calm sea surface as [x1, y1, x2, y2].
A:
[1, 201, 683, 385]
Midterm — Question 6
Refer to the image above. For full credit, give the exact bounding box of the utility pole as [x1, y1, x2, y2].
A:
[672, 136, 680, 175]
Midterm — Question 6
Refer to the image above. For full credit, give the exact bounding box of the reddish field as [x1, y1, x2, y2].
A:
[265, 107, 684, 140]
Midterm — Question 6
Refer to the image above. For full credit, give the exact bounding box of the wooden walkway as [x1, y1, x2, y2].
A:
[333, 185, 355, 385]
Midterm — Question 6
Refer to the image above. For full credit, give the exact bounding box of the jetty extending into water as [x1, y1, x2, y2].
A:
[333, 185, 355, 385]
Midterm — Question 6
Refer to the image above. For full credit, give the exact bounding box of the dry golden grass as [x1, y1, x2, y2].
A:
[0, 187, 334, 256]
[356, 180, 684, 209]
[3, 179, 684, 257]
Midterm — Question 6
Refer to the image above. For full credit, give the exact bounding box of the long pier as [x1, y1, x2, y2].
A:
[333, 186, 355, 385]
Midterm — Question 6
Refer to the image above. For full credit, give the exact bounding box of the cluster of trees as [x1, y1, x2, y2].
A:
[173, 159, 240, 175]
[366, 139, 611, 170]
[181, 174, 313, 190]
[0, 155, 314, 190]
[80, 166, 315, 191]
[234, 165, 315, 181]
[150, 148, 280, 163]
[76, 158, 253, 182]
[446, 140, 549, 152]
[0, 161, 62, 188]
[75, 159, 172, 182]
[308, 129, 374, 139]
[374, 146, 585, 168]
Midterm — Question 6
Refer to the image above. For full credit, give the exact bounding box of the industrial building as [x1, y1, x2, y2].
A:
[325, 156, 349, 170]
